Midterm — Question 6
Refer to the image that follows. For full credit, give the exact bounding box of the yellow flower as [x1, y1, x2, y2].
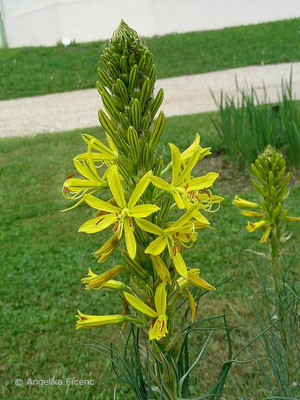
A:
[232, 196, 259, 209]
[76, 133, 118, 165]
[62, 145, 108, 211]
[151, 255, 171, 284]
[260, 226, 272, 243]
[81, 266, 125, 290]
[79, 165, 159, 259]
[181, 133, 211, 163]
[177, 268, 215, 291]
[151, 144, 218, 214]
[136, 205, 200, 278]
[124, 283, 168, 341]
[246, 220, 267, 232]
[186, 288, 196, 322]
[93, 233, 119, 263]
[76, 310, 126, 329]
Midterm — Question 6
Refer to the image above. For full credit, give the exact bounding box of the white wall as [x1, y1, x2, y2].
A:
[1, 0, 300, 48]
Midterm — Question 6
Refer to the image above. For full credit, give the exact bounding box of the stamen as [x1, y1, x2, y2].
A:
[65, 173, 75, 180]
[112, 223, 119, 232]
[128, 217, 133, 227]
[204, 187, 212, 197]
[184, 183, 189, 190]
[159, 320, 165, 332]
[195, 195, 202, 202]
[172, 246, 177, 256]
[190, 191, 195, 199]
[177, 243, 182, 252]
[186, 234, 191, 240]
[176, 231, 179, 237]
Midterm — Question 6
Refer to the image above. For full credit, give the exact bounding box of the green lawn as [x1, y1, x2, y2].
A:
[1, 112, 300, 399]
[1, 18, 300, 100]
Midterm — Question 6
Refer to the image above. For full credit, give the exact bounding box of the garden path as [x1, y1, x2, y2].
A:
[1, 61, 299, 137]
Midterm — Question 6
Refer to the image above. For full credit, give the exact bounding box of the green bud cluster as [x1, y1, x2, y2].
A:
[251, 145, 290, 240]
[97, 19, 165, 179]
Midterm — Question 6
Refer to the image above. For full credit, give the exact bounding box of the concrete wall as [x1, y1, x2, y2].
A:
[1, 0, 300, 48]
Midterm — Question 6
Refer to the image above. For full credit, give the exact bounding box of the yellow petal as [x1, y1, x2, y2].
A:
[128, 171, 152, 208]
[232, 196, 259, 209]
[154, 282, 167, 315]
[107, 165, 127, 208]
[181, 133, 200, 161]
[260, 226, 272, 243]
[83, 194, 120, 213]
[241, 210, 263, 218]
[151, 255, 171, 284]
[169, 143, 182, 184]
[150, 175, 171, 191]
[82, 265, 124, 289]
[145, 236, 167, 255]
[176, 203, 201, 227]
[65, 178, 106, 192]
[174, 148, 201, 186]
[187, 172, 219, 191]
[82, 134, 115, 157]
[172, 191, 185, 209]
[186, 288, 196, 322]
[172, 251, 188, 279]
[74, 159, 98, 181]
[123, 292, 158, 318]
[193, 210, 210, 225]
[76, 311, 125, 329]
[124, 217, 137, 259]
[78, 214, 116, 234]
[285, 216, 300, 221]
[187, 272, 215, 291]
[130, 204, 160, 218]
[135, 218, 164, 235]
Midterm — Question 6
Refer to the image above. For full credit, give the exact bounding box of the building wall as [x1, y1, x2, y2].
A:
[1, 0, 300, 48]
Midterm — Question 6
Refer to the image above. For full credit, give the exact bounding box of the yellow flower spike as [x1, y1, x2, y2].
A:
[186, 288, 196, 322]
[76, 310, 138, 329]
[246, 220, 267, 232]
[151, 255, 172, 284]
[79, 166, 159, 259]
[81, 265, 125, 290]
[93, 233, 119, 263]
[232, 196, 260, 209]
[260, 226, 272, 243]
[123, 292, 158, 318]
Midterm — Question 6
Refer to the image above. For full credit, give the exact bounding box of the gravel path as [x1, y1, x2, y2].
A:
[1, 62, 299, 138]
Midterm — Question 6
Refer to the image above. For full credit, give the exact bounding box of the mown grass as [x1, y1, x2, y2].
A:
[1, 18, 300, 100]
[1, 113, 299, 399]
